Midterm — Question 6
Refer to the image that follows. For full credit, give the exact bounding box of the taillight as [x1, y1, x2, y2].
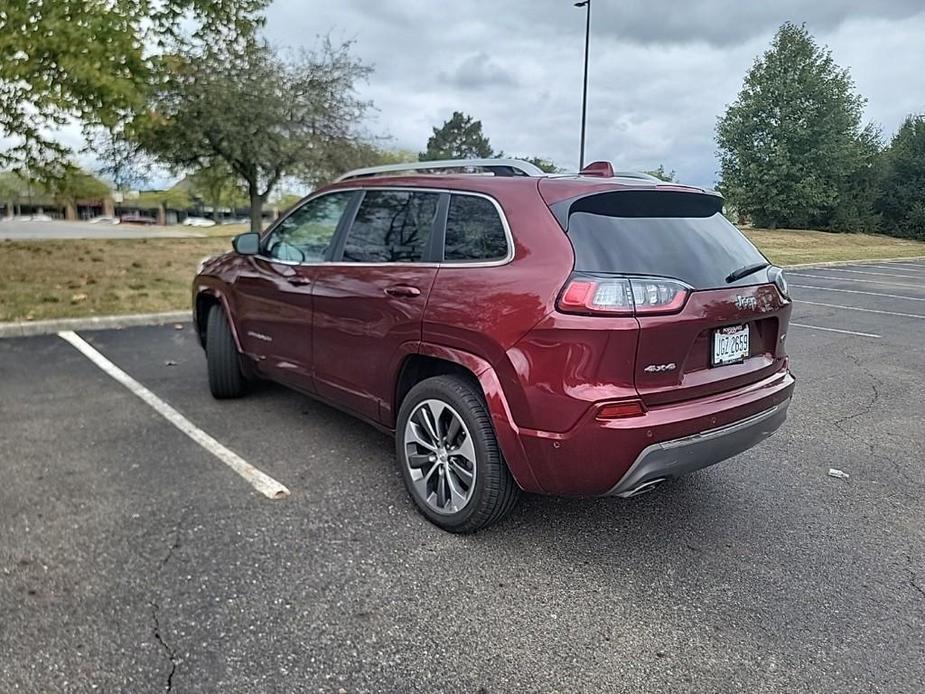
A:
[558, 274, 691, 316]
[768, 266, 790, 300]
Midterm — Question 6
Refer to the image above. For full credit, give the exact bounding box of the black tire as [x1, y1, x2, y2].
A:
[395, 375, 521, 533]
[205, 305, 246, 399]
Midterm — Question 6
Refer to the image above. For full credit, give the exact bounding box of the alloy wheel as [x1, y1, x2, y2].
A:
[403, 399, 477, 515]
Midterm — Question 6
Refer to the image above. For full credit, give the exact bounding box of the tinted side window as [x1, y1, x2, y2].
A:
[444, 195, 508, 262]
[265, 192, 352, 262]
[342, 190, 438, 263]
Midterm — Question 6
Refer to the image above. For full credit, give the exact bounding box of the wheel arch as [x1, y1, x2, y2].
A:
[392, 344, 543, 494]
[194, 286, 242, 352]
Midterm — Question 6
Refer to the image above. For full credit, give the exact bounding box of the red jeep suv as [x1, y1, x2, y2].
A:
[192, 159, 795, 532]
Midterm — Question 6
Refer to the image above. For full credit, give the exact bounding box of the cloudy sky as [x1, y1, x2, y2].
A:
[263, 0, 925, 187]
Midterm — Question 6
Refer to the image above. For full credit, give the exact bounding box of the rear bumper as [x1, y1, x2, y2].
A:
[606, 398, 790, 496]
[509, 367, 795, 496]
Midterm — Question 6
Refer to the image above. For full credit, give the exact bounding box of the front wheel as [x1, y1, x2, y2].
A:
[205, 305, 247, 399]
[395, 375, 521, 533]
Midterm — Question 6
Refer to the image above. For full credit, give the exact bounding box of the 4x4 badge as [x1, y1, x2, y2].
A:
[644, 363, 677, 373]
[735, 295, 757, 310]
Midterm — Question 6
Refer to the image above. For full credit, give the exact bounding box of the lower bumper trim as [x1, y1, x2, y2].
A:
[606, 398, 791, 497]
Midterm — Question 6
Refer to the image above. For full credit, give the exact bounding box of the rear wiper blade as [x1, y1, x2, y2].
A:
[726, 262, 770, 284]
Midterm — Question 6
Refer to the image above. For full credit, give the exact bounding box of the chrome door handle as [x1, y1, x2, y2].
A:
[286, 276, 312, 286]
[384, 285, 421, 297]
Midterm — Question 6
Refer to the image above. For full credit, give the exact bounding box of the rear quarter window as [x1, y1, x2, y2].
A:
[444, 194, 508, 262]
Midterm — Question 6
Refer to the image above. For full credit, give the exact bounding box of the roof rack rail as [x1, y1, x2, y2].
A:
[335, 158, 546, 182]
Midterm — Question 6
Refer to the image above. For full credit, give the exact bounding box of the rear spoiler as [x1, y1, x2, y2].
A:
[548, 189, 725, 231]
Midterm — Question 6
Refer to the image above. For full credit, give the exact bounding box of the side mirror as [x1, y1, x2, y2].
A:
[232, 232, 260, 256]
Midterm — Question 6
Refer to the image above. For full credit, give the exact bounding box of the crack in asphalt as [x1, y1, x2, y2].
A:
[831, 352, 881, 437]
[825, 352, 916, 485]
[161, 513, 185, 568]
[907, 554, 925, 602]
[151, 599, 178, 692]
[149, 511, 188, 692]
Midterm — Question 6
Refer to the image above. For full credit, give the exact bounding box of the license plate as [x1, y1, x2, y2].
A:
[712, 324, 749, 366]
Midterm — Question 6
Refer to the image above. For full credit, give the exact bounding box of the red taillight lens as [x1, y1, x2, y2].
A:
[596, 399, 647, 420]
[557, 274, 690, 316]
[630, 278, 690, 314]
[559, 276, 635, 314]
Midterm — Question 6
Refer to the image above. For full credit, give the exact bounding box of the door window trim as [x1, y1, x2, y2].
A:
[433, 191, 514, 267]
[256, 190, 362, 266]
[328, 188, 446, 264]
[253, 186, 514, 268]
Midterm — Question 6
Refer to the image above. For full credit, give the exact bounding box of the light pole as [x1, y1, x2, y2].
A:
[575, 0, 591, 170]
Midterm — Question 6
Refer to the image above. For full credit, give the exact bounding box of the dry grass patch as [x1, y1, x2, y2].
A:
[0, 237, 230, 322]
[744, 228, 925, 265]
[200, 223, 250, 237]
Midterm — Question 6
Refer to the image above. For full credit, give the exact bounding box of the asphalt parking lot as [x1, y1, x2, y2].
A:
[1, 260, 924, 693]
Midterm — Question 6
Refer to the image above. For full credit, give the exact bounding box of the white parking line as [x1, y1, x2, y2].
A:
[860, 264, 925, 274]
[791, 284, 925, 302]
[58, 330, 290, 500]
[819, 267, 925, 280]
[789, 273, 923, 289]
[871, 262, 925, 271]
[790, 322, 881, 339]
[795, 300, 925, 320]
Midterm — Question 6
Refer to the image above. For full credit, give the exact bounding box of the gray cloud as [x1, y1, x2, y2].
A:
[261, 0, 925, 187]
[564, 0, 925, 47]
[439, 52, 515, 89]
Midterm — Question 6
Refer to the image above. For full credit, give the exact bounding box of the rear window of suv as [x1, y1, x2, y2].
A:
[560, 190, 768, 289]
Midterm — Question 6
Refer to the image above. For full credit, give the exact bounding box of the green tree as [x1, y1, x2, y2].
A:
[134, 37, 372, 232]
[876, 115, 925, 239]
[521, 156, 562, 173]
[88, 128, 152, 192]
[274, 192, 304, 212]
[644, 165, 677, 182]
[0, 1, 268, 175]
[136, 187, 193, 213]
[420, 112, 494, 160]
[319, 142, 418, 177]
[716, 23, 879, 230]
[0, 171, 29, 216]
[48, 168, 110, 207]
[189, 162, 247, 219]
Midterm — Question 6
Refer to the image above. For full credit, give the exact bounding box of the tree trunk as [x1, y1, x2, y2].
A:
[249, 184, 263, 234]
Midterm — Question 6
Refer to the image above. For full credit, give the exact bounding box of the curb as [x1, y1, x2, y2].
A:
[0, 311, 192, 338]
[784, 255, 925, 269]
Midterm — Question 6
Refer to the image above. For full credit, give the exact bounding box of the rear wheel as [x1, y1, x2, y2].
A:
[205, 305, 246, 399]
[396, 375, 521, 533]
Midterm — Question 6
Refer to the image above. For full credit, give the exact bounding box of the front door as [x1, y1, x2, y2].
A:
[233, 190, 356, 391]
[311, 189, 442, 423]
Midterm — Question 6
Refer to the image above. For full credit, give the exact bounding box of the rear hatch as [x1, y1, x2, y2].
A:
[550, 188, 791, 407]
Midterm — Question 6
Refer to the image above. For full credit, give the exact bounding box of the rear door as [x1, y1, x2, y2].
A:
[233, 191, 356, 390]
[561, 189, 791, 406]
[311, 188, 442, 423]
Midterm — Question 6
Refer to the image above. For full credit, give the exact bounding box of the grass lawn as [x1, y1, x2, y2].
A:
[200, 223, 250, 237]
[0, 236, 231, 322]
[1, 228, 924, 323]
[744, 228, 925, 265]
